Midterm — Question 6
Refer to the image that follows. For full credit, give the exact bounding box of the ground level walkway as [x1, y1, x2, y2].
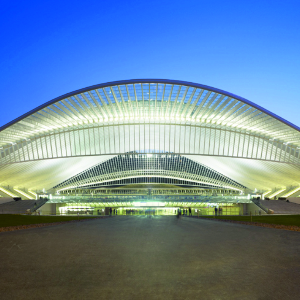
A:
[0, 216, 299, 300]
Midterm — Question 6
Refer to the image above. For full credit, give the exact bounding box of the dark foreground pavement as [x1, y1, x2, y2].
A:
[0, 216, 300, 300]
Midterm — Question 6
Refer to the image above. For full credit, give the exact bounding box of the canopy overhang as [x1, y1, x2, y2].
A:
[0, 79, 299, 194]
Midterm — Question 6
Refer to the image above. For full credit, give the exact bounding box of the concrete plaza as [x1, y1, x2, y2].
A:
[0, 216, 299, 300]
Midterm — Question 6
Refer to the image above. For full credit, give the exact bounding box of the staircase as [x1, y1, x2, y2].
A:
[0, 199, 48, 214]
[260, 200, 300, 214]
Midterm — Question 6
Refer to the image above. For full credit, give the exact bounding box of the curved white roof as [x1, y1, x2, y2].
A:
[0, 79, 300, 193]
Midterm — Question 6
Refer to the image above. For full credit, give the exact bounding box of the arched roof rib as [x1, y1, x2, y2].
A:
[1, 79, 300, 167]
[1, 79, 299, 132]
[1, 124, 300, 166]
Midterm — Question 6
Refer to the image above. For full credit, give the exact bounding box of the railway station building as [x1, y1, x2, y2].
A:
[1, 79, 300, 215]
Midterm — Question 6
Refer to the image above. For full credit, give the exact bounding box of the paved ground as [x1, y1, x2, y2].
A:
[0, 216, 300, 300]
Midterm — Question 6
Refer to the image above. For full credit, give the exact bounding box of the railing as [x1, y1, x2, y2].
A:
[252, 198, 269, 213]
[30, 199, 49, 213]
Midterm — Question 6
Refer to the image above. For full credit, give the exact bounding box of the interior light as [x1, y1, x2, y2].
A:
[0, 187, 17, 197]
[269, 188, 286, 199]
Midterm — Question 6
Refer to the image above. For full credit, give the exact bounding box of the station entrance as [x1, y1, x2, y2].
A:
[53, 202, 242, 216]
[109, 207, 177, 216]
[104, 204, 240, 216]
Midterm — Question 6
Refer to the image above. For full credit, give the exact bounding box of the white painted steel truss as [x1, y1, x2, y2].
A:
[1, 80, 300, 166]
[54, 153, 246, 192]
[1, 79, 300, 192]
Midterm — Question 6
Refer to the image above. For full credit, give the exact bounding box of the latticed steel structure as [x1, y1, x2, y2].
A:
[54, 153, 246, 191]
[0, 79, 300, 198]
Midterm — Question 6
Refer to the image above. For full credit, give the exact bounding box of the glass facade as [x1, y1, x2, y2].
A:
[55, 202, 241, 216]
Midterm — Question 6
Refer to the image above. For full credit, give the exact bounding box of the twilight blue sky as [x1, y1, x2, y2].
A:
[1, 0, 299, 127]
